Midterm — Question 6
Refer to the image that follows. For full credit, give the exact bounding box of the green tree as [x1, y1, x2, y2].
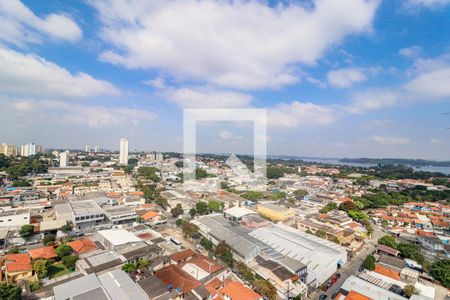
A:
[347, 210, 368, 221]
[315, 230, 327, 239]
[176, 218, 188, 227]
[0, 282, 21, 300]
[208, 200, 224, 212]
[19, 224, 34, 239]
[200, 238, 214, 251]
[430, 259, 450, 288]
[60, 224, 72, 233]
[189, 208, 197, 217]
[137, 166, 160, 182]
[363, 254, 376, 271]
[253, 279, 277, 300]
[62, 255, 78, 269]
[80, 162, 90, 167]
[181, 222, 199, 238]
[398, 243, 424, 264]
[33, 259, 48, 279]
[43, 234, 56, 246]
[195, 201, 209, 215]
[171, 203, 183, 218]
[403, 285, 419, 298]
[195, 168, 209, 179]
[319, 202, 337, 213]
[241, 191, 264, 201]
[55, 244, 72, 258]
[29, 280, 43, 292]
[122, 262, 138, 273]
[214, 241, 234, 268]
[293, 189, 308, 199]
[138, 259, 152, 269]
[339, 201, 357, 212]
[378, 235, 398, 249]
[266, 167, 285, 179]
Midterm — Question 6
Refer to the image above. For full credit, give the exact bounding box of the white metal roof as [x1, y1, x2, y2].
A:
[224, 206, 255, 218]
[97, 229, 142, 245]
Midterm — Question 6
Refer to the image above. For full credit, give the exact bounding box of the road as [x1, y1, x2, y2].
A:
[308, 224, 385, 299]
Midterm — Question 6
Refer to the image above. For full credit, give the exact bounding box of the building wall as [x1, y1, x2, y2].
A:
[0, 144, 18, 156]
[0, 212, 30, 227]
[257, 205, 294, 222]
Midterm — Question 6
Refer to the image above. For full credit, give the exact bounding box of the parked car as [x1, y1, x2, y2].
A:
[319, 295, 328, 300]
[322, 285, 329, 292]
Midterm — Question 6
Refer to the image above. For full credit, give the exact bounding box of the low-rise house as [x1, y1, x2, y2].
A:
[29, 246, 57, 260]
[418, 235, 445, 251]
[155, 264, 203, 298]
[67, 238, 98, 254]
[103, 205, 138, 224]
[257, 202, 295, 222]
[0, 209, 30, 228]
[4, 253, 33, 283]
[217, 281, 263, 300]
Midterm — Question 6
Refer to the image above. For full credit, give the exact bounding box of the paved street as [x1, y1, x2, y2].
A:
[308, 223, 384, 300]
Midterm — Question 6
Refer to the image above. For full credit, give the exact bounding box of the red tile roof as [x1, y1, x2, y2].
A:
[155, 265, 201, 294]
[142, 211, 160, 221]
[67, 238, 98, 254]
[29, 246, 57, 260]
[374, 264, 401, 280]
[205, 278, 223, 294]
[218, 281, 262, 300]
[170, 249, 195, 263]
[181, 255, 224, 274]
[5, 253, 32, 273]
[345, 290, 372, 300]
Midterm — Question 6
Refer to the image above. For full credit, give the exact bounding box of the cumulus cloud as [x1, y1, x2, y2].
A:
[399, 46, 422, 58]
[269, 101, 337, 128]
[327, 68, 367, 88]
[163, 87, 253, 108]
[370, 135, 410, 145]
[0, 0, 82, 46]
[91, 0, 380, 90]
[0, 47, 120, 98]
[7, 98, 156, 128]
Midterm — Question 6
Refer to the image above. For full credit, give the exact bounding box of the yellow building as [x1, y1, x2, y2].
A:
[4, 253, 34, 283]
[0, 143, 18, 156]
[257, 203, 295, 222]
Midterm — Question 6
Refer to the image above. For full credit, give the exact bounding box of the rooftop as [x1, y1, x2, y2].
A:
[70, 200, 104, 216]
[97, 229, 142, 245]
[224, 206, 255, 218]
[29, 246, 57, 260]
[68, 238, 98, 254]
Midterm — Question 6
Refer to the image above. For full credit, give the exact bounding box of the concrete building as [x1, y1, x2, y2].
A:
[53, 270, 147, 300]
[20, 143, 43, 156]
[94, 145, 100, 152]
[119, 138, 129, 165]
[103, 205, 138, 224]
[85, 145, 91, 152]
[0, 143, 18, 156]
[55, 200, 105, 229]
[94, 229, 143, 251]
[257, 202, 296, 222]
[249, 224, 348, 288]
[59, 151, 69, 167]
[0, 209, 30, 227]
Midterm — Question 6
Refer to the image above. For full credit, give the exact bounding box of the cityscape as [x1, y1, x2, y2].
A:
[0, 1, 450, 300]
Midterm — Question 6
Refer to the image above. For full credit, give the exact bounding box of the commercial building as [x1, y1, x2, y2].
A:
[95, 145, 100, 152]
[20, 143, 43, 156]
[119, 138, 129, 165]
[59, 151, 69, 167]
[257, 202, 296, 222]
[52, 270, 148, 300]
[103, 205, 138, 224]
[55, 200, 105, 229]
[94, 229, 143, 251]
[85, 145, 91, 152]
[0, 143, 18, 156]
[0, 209, 30, 227]
[249, 224, 348, 288]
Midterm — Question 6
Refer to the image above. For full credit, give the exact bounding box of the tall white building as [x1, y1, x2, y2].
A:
[59, 151, 69, 167]
[85, 145, 91, 153]
[119, 138, 128, 165]
[20, 143, 43, 157]
[94, 146, 100, 153]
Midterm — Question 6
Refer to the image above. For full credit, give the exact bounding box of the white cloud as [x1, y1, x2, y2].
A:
[219, 130, 233, 140]
[143, 77, 166, 89]
[91, 0, 380, 90]
[360, 119, 393, 129]
[430, 138, 444, 144]
[399, 46, 422, 58]
[7, 98, 156, 128]
[327, 68, 367, 88]
[370, 135, 410, 145]
[403, 0, 450, 10]
[404, 67, 450, 99]
[0, 47, 120, 98]
[164, 87, 253, 108]
[269, 101, 336, 128]
[347, 89, 399, 113]
[0, 0, 82, 46]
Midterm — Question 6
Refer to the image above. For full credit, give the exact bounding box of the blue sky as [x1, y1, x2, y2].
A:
[0, 0, 449, 159]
